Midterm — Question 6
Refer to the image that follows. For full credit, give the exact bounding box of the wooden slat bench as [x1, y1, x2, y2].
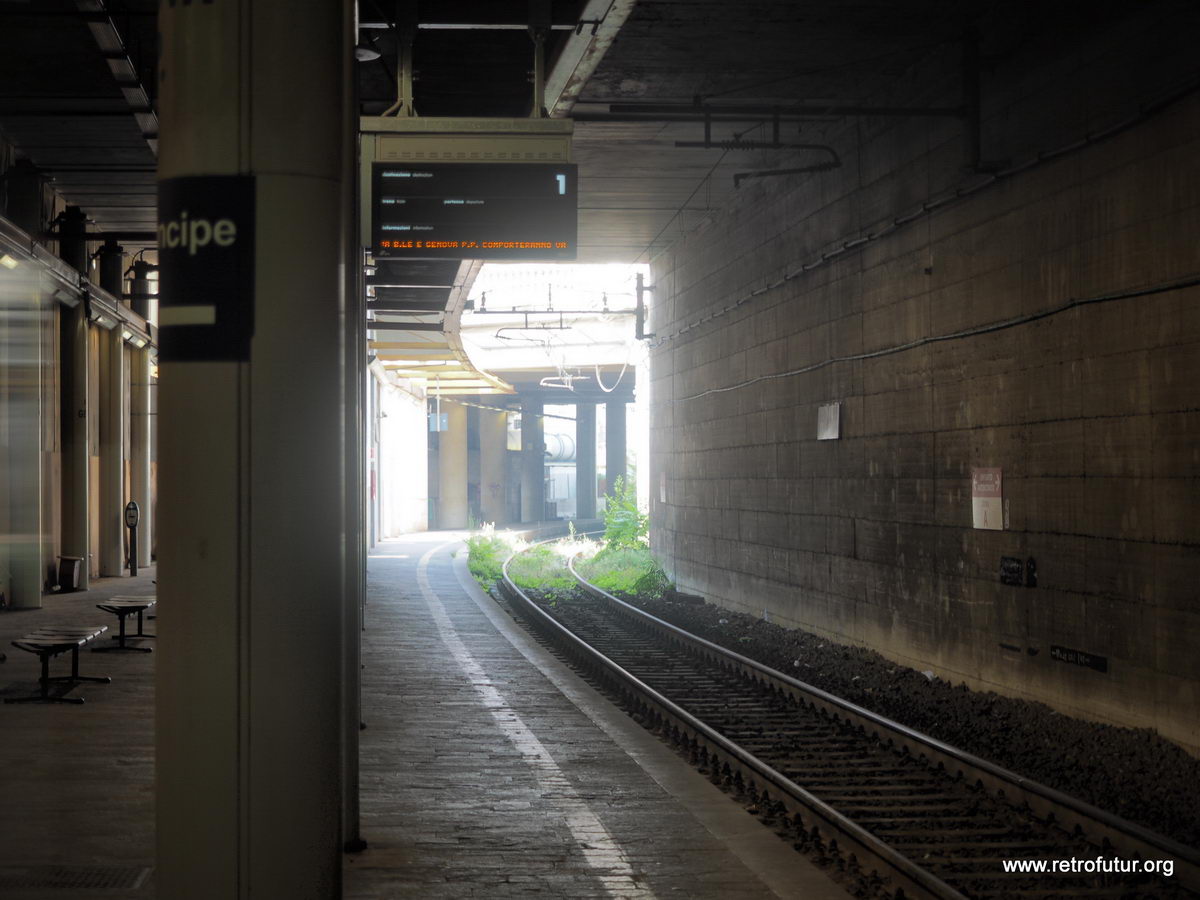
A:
[5, 625, 112, 704]
[94, 597, 157, 653]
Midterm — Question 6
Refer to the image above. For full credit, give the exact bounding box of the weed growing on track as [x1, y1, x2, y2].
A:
[464, 492, 672, 603]
[465, 525, 518, 587]
[576, 545, 671, 600]
[602, 476, 647, 549]
[507, 544, 577, 592]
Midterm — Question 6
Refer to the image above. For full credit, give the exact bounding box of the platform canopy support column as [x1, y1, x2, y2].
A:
[129, 347, 152, 565]
[1, 266, 46, 608]
[576, 401, 596, 519]
[520, 397, 544, 523]
[99, 327, 126, 576]
[479, 407, 508, 526]
[605, 399, 627, 497]
[61, 302, 90, 591]
[437, 400, 469, 529]
[156, 1, 352, 897]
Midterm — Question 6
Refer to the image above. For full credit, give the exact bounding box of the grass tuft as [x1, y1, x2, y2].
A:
[465, 524, 519, 587]
[576, 544, 671, 600]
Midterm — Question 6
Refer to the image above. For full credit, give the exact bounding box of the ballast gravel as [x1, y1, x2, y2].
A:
[605, 589, 1200, 852]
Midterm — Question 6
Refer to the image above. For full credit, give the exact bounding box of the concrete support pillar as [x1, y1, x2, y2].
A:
[575, 402, 596, 519]
[156, 2, 350, 897]
[479, 408, 508, 526]
[61, 304, 90, 590]
[1, 269, 45, 607]
[130, 347, 152, 565]
[605, 400, 627, 497]
[341, 177, 365, 850]
[520, 398, 544, 523]
[437, 401, 468, 529]
[99, 327, 126, 575]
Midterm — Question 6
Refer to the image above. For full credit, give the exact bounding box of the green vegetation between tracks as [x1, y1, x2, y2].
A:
[574, 546, 670, 600]
[465, 477, 672, 601]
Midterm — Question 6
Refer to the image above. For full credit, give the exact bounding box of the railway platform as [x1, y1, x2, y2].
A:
[345, 532, 848, 899]
[0, 534, 846, 898]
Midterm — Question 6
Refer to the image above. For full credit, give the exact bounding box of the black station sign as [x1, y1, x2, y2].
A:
[371, 162, 577, 261]
[157, 175, 256, 361]
[1050, 645, 1109, 674]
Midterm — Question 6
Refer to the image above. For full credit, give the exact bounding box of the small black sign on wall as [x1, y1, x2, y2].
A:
[157, 175, 256, 362]
[999, 556, 1024, 585]
[1050, 644, 1109, 673]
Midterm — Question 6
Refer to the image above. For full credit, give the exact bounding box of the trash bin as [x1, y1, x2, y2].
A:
[57, 556, 83, 592]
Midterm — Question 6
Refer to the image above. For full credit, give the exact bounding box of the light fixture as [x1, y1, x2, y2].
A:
[131, 336, 147, 349]
[51, 287, 80, 308]
[355, 39, 381, 62]
[0, 253, 18, 270]
[121, 329, 132, 341]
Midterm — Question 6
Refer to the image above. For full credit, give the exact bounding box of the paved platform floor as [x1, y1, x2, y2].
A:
[345, 534, 847, 899]
[0, 565, 158, 898]
[0, 533, 848, 898]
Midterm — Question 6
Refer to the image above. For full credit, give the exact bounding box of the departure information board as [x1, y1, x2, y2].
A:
[371, 162, 577, 261]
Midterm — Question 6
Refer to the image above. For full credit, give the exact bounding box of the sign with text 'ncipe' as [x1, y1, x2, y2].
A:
[371, 162, 576, 261]
[157, 175, 256, 361]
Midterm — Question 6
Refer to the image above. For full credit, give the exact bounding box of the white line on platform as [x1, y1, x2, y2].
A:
[418, 542, 657, 900]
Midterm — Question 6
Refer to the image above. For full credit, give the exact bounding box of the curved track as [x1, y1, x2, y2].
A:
[497, 540, 1200, 900]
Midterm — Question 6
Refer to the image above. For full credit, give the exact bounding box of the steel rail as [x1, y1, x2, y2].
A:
[500, 539, 969, 900]
[561, 552, 1200, 894]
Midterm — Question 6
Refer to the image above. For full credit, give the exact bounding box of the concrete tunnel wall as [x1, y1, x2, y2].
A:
[648, 7, 1200, 753]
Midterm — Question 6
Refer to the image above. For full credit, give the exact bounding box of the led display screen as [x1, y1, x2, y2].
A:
[371, 162, 577, 261]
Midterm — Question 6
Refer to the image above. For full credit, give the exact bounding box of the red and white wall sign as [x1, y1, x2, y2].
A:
[971, 467, 1003, 530]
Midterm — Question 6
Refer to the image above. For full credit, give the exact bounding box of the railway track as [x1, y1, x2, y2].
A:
[497, 540, 1200, 900]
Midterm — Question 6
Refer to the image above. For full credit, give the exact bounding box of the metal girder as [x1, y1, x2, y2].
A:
[430, 387, 509, 395]
[367, 321, 444, 331]
[594, 101, 966, 120]
[74, 0, 159, 153]
[367, 299, 447, 313]
[359, 1, 582, 31]
[543, 0, 637, 118]
[368, 341, 452, 350]
[374, 356, 459, 364]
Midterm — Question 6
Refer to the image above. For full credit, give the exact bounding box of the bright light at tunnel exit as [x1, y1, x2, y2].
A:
[461, 263, 652, 517]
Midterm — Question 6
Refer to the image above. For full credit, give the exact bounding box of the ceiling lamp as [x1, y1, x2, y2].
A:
[355, 39, 381, 62]
[0, 253, 18, 270]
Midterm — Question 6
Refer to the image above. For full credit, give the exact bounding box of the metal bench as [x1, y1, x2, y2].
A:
[6, 625, 112, 704]
[94, 597, 157, 653]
